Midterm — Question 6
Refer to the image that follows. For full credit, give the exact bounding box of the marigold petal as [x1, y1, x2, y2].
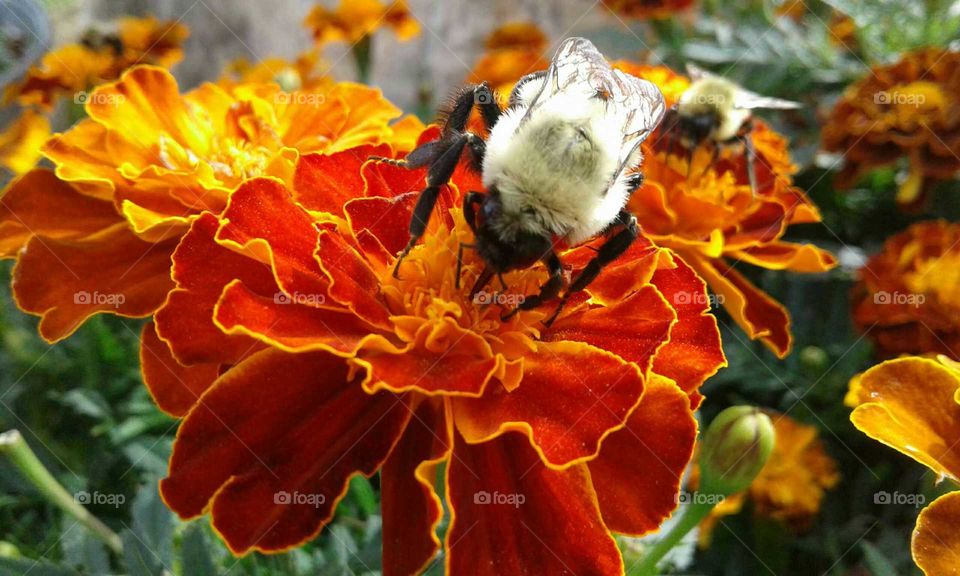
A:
[453, 340, 645, 468]
[217, 178, 331, 300]
[155, 213, 275, 365]
[0, 169, 120, 257]
[650, 257, 727, 404]
[293, 145, 391, 214]
[345, 189, 456, 258]
[445, 430, 624, 576]
[140, 321, 219, 417]
[545, 285, 675, 375]
[381, 400, 450, 576]
[689, 255, 792, 358]
[215, 279, 376, 355]
[315, 229, 392, 328]
[0, 110, 50, 175]
[567, 235, 660, 306]
[731, 242, 838, 273]
[912, 491, 960, 576]
[159, 349, 411, 554]
[362, 159, 430, 199]
[588, 374, 697, 534]
[849, 357, 960, 481]
[12, 224, 175, 342]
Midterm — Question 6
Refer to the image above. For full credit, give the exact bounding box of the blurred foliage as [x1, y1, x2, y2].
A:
[1, 0, 959, 574]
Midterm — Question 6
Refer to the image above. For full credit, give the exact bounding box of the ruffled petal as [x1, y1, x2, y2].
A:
[139, 321, 219, 417]
[155, 213, 275, 365]
[849, 357, 960, 481]
[293, 144, 391, 214]
[445, 430, 624, 576]
[688, 255, 792, 358]
[0, 169, 120, 257]
[159, 349, 411, 554]
[344, 191, 453, 257]
[453, 340, 645, 467]
[912, 491, 960, 576]
[588, 374, 698, 534]
[315, 229, 392, 328]
[216, 178, 331, 300]
[214, 278, 377, 355]
[381, 400, 450, 576]
[650, 257, 727, 404]
[567, 235, 661, 306]
[544, 285, 675, 376]
[731, 241, 838, 273]
[12, 224, 176, 342]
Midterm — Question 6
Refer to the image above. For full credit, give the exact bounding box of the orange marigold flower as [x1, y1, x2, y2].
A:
[0, 65, 419, 342]
[601, 0, 697, 19]
[622, 65, 836, 357]
[147, 128, 726, 572]
[5, 16, 188, 110]
[0, 109, 50, 175]
[304, 0, 420, 45]
[821, 48, 960, 204]
[468, 23, 550, 97]
[848, 356, 960, 575]
[219, 51, 332, 92]
[851, 220, 960, 359]
[695, 413, 840, 546]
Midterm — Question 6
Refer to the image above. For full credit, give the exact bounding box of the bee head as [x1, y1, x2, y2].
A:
[469, 189, 552, 274]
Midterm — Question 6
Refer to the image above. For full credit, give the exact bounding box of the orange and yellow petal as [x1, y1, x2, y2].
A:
[0, 110, 51, 175]
[0, 169, 120, 257]
[849, 357, 960, 481]
[160, 349, 411, 554]
[588, 374, 697, 535]
[12, 224, 176, 342]
[453, 340, 647, 468]
[912, 491, 960, 576]
[445, 430, 624, 576]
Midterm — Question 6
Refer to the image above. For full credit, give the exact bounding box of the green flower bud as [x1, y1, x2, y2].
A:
[698, 406, 775, 497]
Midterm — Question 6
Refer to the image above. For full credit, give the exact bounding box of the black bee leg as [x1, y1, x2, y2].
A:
[502, 252, 563, 321]
[455, 243, 475, 289]
[392, 134, 471, 278]
[498, 273, 508, 291]
[543, 210, 638, 327]
[370, 140, 441, 169]
[463, 191, 484, 234]
[626, 172, 645, 196]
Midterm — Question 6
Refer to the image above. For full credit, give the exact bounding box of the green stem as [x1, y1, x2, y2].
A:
[0, 430, 122, 554]
[633, 501, 713, 576]
[352, 35, 372, 84]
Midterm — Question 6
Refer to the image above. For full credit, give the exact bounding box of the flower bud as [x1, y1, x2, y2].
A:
[698, 406, 775, 497]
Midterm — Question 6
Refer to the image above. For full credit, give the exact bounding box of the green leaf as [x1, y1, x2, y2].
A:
[129, 479, 174, 569]
[122, 529, 167, 576]
[861, 541, 899, 576]
[180, 523, 217, 576]
[0, 557, 81, 576]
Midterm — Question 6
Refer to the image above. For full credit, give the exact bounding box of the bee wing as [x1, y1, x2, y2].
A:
[523, 37, 666, 182]
[732, 89, 802, 110]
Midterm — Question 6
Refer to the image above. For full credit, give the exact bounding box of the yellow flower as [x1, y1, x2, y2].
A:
[219, 51, 332, 92]
[695, 413, 840, 546]
[304, 0, 420, 45]
[0, 110, 50, 174]
[848, 356, 960, 575]
[601, 0, 697, 19]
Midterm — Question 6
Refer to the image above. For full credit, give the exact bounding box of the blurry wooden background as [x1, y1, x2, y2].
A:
[43, 0, 636, 111]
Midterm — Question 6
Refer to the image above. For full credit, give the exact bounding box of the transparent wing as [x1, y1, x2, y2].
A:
[523, 37, 666, 178]
[685, 62, 800, 110]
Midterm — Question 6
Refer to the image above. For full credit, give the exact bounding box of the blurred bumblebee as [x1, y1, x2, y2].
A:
[372, 37, 665, 325]
[661, 64, 800, 194]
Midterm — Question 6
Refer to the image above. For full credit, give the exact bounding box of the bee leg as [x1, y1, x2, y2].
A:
[626, 172, 645, 196]
[392, 134, 471, 278]
[463, 191, 484, 234]
[455, 243, 475, 289]
[741, 125, 759, 197]
[543, 210, 638, 327]
[498, 273, 508, 291]
[369, 139, 442, 170]
[501, 252, 563, 321]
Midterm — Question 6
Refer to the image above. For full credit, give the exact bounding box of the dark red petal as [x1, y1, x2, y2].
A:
[315, 229, 392, 329]
[446, 430, 623, 576]
[160, 349, 411, 554]
[140, 321, 220, 417]
[293, 144, 391, 213]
